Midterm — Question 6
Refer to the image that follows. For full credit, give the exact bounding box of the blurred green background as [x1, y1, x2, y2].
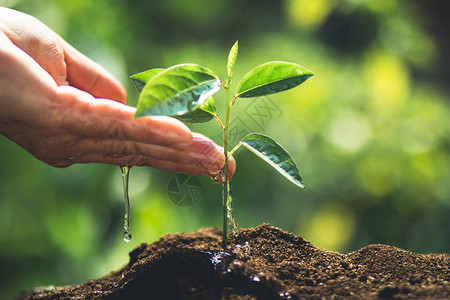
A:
[1, 0, 449, 298]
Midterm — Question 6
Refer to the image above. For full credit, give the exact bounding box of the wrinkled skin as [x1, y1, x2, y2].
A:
[0, 8, 235, 181]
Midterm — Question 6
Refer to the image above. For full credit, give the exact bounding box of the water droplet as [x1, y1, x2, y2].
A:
[210, 170, 224, 183]
[210, 251, 233, 271]
[233, 241, 251, 256]
[279, 292, 292, 299]
[121, 166, 132, 242]
[123, 229, 132, 242]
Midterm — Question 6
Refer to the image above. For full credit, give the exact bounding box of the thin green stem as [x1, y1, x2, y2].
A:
[227, 142, 242, 159]
[231, 95, 238, 106]
[222, 87, 232, 248]
[214, 114, 224, 129]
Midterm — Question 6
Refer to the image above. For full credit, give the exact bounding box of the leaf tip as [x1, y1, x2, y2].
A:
[133, 110, 144, 118]
[291, 176, 306, 189]
[302, 68, 315, 77]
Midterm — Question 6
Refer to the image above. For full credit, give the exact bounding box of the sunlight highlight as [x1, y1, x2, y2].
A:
[303, 205, 355, 252]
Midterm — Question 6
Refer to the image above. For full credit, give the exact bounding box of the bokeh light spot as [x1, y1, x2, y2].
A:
[379, 18, 413, 55]
[325, 110, 372, 153]
[285, 0, 333, 30]
[358, 155, 396, 197]
[301, 205, 355, 251]
[364, 51, 410, 115]
[399, 118, 436, 154]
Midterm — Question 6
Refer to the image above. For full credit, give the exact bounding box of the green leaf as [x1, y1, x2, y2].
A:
[174, 96, 216, 123]
[241, 133, 305, 188]
[227, 40, 238, 80]
[196, 95, 216, 115]
[236, 61, 314, 98]
[130, 68, 165, 93]
[135, 64, 221, 118]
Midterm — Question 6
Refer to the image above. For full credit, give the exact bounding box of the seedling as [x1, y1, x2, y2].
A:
[130, 41, 314, 247]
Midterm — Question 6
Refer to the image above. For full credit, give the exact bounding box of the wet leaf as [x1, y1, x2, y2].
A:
[241, 133, 305, 188]
[130, 68, 165, 93]
[135, 64, 221, 118]
[227, 41, 238, 80]
[175, 96, 216, 123]
[236, 61, 314, 98]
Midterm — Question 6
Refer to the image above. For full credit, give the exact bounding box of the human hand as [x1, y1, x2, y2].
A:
[0, 8, 235, 180]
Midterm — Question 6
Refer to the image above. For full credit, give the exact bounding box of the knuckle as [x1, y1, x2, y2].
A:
[45, 41, 64, 60]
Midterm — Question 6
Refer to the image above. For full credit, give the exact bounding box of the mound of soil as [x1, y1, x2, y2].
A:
[19, 224, 449, 299]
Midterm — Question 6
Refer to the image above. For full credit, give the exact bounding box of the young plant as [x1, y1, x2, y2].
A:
[130, 41, 313, 247]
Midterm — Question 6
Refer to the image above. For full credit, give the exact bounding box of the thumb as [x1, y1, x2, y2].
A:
[0, 7, 67, 85]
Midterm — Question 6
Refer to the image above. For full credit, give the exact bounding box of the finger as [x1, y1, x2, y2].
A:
[52, 134, 229, 174]
[60, 39, 127, 103]
[0, 8, 67, 85]
[0, 33, 60, 124]
[190, 133, 237, 179]
[227, 155, 236, 179]
[54, 153, 223, 178]
[62, 138, 193, 165]
[56, 86, 193, 149]
[189, 133, 225, 173]
[67, 134, 228, 173]
[53, 137, 235, 178]
[43, 133, 235, 180]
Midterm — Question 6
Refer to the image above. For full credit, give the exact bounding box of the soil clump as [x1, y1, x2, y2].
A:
[19, 224, 450, 299]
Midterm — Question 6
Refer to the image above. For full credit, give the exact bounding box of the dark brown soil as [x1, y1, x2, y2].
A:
[19, 224, 450, 299]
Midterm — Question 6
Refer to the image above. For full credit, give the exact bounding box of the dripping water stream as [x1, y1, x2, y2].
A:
[121, 166, 132, 242]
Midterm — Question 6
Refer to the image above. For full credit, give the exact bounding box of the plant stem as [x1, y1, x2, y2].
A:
[222, 87, 232, 248]
[221, 81, 227, 89]
[231, 95, 238, 106]
[214, 115, 224, 129]
[227, 142, 242, 159]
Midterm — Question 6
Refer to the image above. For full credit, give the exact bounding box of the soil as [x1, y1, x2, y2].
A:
[18, 224, 450, 299]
